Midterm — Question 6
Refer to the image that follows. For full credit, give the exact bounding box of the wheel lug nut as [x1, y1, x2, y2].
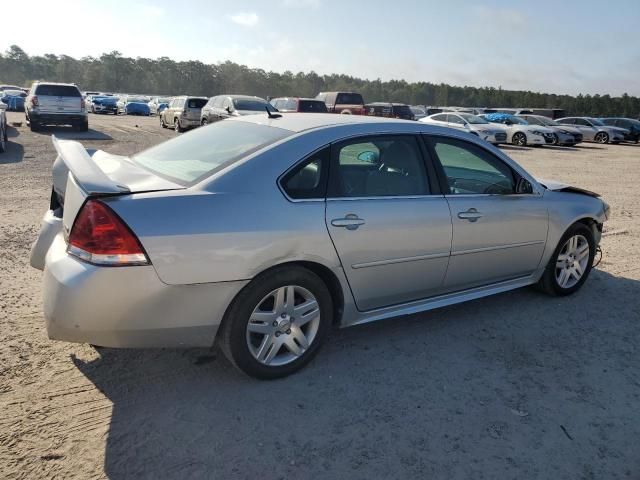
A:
[272, 321, 278, 327]
[281, 313, 287, 318]
[286, 329, 291, 335]
[275, 332, 281, 337]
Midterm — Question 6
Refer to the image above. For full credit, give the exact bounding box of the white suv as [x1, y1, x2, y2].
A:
[25, 82, 88, 132]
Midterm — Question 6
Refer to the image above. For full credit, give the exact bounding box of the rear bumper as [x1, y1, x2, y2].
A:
[40, 226, 248, 348]
[29, 111, 87, 125]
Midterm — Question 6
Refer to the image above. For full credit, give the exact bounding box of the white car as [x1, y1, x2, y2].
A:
[148, 96, 172, 115]
[421, 112, 508, 144]
[481, 114, 555, 146]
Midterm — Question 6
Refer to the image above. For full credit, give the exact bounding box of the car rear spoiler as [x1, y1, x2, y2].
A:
[52, 135, 130, 195]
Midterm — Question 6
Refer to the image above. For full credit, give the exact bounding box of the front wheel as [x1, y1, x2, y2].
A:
[219, 266, 332, 379]
[174, 118, 184, 132]
[594, 132, 609, 144]
[512, 132, 527, 146]
[538, 223, 596, 296]
[201, 118, 208, 126]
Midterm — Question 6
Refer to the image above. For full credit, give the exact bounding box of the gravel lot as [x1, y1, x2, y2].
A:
[1, 111, 639, 480]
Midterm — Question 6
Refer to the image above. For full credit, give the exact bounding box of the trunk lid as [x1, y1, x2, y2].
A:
[50, 136, 185, 235]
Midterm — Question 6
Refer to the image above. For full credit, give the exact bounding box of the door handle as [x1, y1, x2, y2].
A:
[457, 208, 483, 222]
[331, 214, 365, 230]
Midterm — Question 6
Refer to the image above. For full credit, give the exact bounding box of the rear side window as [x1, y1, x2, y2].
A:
[431, 114, 447, 122]
[281, 148, 329, 199]
[187, 98, 207, 108]
[336, 93, 364, 105]
[133, 121, 292, 184]
[331, 136, 429, 197]
[35, 84, 81, 97]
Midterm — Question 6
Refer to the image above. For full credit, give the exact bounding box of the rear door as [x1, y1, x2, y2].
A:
[425, 135, 548, 291]
[325, 134, 452, 311]
[185, 97, 207, 122]
[36, 84, 82, 114]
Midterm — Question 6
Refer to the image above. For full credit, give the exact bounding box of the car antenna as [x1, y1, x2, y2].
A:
[266, 107, 282, 119]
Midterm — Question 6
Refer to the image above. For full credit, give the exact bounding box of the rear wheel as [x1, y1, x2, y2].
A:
[201, 118, 208, 126]
[174, 118, 184, 133]
[594, 132, 609, 144]
[538, 223, 595, 296]
[160, 115, 167, 128]
[219, 266, 332, 379]
[512, 132, 527, 146]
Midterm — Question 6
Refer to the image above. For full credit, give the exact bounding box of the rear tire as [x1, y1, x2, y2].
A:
[537, 223, 596, 296]
[219, 266, 332, 379]
[174, 118, 184, 133]
[29, 120, 39, 132]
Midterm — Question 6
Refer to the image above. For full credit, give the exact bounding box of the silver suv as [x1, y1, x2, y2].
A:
[25, 82, 88, 132]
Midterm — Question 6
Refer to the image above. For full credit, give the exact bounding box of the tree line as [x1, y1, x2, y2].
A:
[1, 45, 638, 118]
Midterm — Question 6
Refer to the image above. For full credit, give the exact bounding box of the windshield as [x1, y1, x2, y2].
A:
[127, 97, 149, 103]
[336, 93, 364, 105]
[233, 99, 274, 111]
[459, 113, 488, 124]
[589, 118, 605, 126]
[133, 121, 292, 184]
[394, 105, 413, 116]
[298, 100, 328, 112]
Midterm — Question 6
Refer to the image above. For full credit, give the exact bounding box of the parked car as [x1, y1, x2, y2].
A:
[365, 102, 415, 120]
[0, 100, 7, 153]
[409, 106, 427, 120]
[600, 118, 640, 143]
[0, 84, 24, 93]
[482, 113, 555, 146]
[200, 95, 275, 125]
[25, 82, 88, 132]
[555, 117, 628, 144]
[0, 89, 26, 111]
[269, 97, 328, 113]
[517, 114, 583, 146]
[90, 96, 118, 114]
[421, 112, 508, 144]
[161, 96, 208, 131]
[30, 114, 609, 379]
[149, 97, 172, 115]
[117, 96, 151, 116]
[315, 91, 365, 115]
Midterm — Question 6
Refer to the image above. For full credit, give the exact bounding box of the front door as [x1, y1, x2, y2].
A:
[426, 135, 548, 291]
[325, 135, 452, 311]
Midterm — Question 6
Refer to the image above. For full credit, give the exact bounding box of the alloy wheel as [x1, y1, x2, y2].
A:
[246, 285, 321, 366]
[513, 133, 526, 146]
[595, 132, 608, 144]
[555, 234, 590, 289]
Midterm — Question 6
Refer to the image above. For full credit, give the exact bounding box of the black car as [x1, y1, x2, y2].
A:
[600, 118, 640, 143]
[365, 102, 415, 120]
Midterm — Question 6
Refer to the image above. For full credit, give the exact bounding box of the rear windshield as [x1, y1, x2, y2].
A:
[393, 105, 412, 116]
[298, 100, 328, 113]
[35, 84, 81, 97]
[132, 121, 292, 184]
[233, 99, 275, 111]
[336, 93, 364, 105]
[187, 98, 207, 109]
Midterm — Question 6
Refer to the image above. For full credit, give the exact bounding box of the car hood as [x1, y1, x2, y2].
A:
[538, 178, 600, 197]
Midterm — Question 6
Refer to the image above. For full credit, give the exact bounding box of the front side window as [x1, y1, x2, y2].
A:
[281, 148, 329, 199]
[574, 118, 590, 126]
[331, 136, 429, 197]
[430, 137, 515, 195]
[448, 115, 465, 125]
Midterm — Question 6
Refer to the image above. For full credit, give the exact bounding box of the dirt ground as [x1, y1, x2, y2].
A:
[0, 111, 639, 480]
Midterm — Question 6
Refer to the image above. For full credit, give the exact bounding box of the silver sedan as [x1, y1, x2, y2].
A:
[31, 114, 609, 378]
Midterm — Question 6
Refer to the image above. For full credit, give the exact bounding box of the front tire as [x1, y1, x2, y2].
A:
[512, 132, 527, 146]
[219, 266, 332, 379]
[160, 115, 167, 128]
[174, 118, 184, 132]
[538, 223, 596, 296]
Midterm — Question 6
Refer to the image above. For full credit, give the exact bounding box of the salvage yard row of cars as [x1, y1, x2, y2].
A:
[1, 81, 639, 146]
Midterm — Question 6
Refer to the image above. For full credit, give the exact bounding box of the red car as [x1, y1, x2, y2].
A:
[315, 91, 365, 115]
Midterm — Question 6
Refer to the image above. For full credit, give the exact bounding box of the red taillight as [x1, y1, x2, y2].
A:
[32, 95, 39, 106]
[67, 200, 149, 266]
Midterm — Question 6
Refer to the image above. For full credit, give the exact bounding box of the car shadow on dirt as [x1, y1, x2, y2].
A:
[499, 145, 531, 151]
[30, 126, 112, 141]
[0, 139, 24, 164]
[70, 269, 640, 479]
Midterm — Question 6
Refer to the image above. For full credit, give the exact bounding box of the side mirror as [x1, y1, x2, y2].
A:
[505, 119, 513, 126]
[516, 177, 533, 194]
[357, 151, 379, 163]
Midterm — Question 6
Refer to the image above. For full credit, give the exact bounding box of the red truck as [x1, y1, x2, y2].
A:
[315, 91, 366, 115]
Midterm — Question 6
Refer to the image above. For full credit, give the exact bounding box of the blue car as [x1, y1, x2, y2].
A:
[124, 97, 150, 116]
[1, 90, 26, 111]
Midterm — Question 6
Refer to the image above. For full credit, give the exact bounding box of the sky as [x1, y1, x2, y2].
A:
[2, 0, 640, 96]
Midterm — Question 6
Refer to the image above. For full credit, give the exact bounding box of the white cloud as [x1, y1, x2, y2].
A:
[229, 12, 259, 27]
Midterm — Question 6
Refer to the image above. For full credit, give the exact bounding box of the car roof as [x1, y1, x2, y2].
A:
[33, 81, 78, 86]
[224, 95, 265, 100]
[271, 97, 320, 101]
[228, 112, 418, 133]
